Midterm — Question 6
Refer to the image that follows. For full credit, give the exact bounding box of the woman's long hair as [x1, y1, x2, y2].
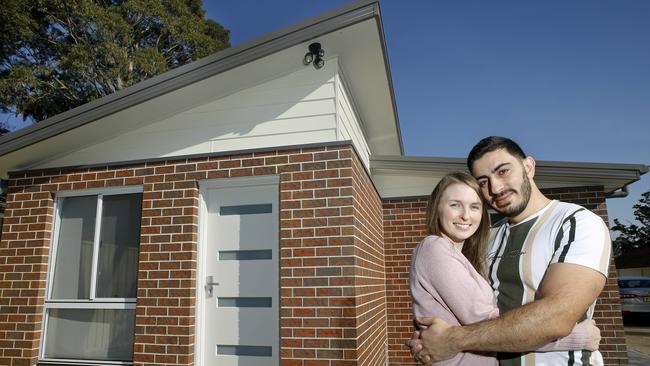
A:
[424, 172, 490, 275]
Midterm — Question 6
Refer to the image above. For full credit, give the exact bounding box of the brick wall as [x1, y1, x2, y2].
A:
[0, 182, 53, 366]
[0, 142, 389, 366]
[0, 161, 201, 366]
[132, 159, 199, 366]
[278, 145, 360, 365]
[542, 185, 628, 365]
[351, 152, 388, 365]
[383, 197, 428, 365]
[280, 145, 388, 365]
[384, 186, 627, 366]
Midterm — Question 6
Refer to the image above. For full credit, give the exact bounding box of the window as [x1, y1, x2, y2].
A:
[42, 188, 142, 365]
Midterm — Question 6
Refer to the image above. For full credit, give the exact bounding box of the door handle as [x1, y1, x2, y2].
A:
[205, 275, 219, 297]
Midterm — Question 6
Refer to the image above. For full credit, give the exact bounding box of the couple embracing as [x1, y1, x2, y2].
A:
[408, 136, 610, 366]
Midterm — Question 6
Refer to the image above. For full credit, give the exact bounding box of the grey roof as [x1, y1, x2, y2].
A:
[0, 0, 402, 156]
[371, 154, 649, 175]
[371, 154, 649, 195]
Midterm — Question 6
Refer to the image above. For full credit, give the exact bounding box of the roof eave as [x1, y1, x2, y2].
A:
[0, 0, 404, 156]
[370, 154, 648, 194]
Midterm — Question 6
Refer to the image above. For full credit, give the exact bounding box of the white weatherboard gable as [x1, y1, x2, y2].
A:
[336, 69, 370, 167]
[30, 58, 372, 169]
[0, 14, 402, 177]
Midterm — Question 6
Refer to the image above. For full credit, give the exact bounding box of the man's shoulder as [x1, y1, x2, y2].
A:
[552, 200, 605, 225]
[551, 200, 583, 213]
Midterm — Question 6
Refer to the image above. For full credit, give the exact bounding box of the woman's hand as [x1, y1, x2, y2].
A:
[580, 319, 601, 351]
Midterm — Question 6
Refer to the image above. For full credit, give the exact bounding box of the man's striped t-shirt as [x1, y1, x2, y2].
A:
[487, 200, 611, 366]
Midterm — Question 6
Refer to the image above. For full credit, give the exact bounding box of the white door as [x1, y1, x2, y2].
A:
[199, 177, 279, 366]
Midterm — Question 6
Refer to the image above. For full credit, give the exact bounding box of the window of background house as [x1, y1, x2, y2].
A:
[41, 187, 142, 365]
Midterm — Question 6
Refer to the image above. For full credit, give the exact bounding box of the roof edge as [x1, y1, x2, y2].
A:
[371, 2, 404, 155]
[371, 154, 647, 197]
[372, 154, 649, 172]
[6, 140, 357, 178]
[0, 0, 382, 156]
[371, 154, 649, 183]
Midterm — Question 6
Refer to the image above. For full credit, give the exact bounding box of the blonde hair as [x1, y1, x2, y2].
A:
[425, 172, 490, 275]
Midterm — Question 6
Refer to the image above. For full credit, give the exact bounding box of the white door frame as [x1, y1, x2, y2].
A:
[195, 175, 280, 366]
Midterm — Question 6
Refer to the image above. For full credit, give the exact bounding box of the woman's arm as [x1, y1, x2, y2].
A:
[412, 236, 499, 325]
[535, 319, 600, 352]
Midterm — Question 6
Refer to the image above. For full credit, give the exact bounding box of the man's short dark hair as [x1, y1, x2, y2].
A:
[467, 136, 526, 173]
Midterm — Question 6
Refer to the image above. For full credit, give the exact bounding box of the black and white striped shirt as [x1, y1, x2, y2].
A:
[487, 200, 611, 366]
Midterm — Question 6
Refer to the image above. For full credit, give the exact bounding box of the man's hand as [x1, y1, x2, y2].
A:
[405, 328, 431, 365]
[419, 317, 458, 362]
[406, 317, 458, 364]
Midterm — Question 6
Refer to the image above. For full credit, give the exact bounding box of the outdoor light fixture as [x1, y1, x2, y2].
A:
[303, 42, 325, 69]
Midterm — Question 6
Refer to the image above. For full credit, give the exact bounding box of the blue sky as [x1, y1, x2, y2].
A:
[4, 0, 649, 226]
[205, 0, 649, 226]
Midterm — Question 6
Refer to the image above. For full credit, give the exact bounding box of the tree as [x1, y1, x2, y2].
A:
[611, 188, 650, 257]
[0, 0, 229, 126]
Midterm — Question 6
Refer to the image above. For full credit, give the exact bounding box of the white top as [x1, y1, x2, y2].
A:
[487, 200, 611, 366]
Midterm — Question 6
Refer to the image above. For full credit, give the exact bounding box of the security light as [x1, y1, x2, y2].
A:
[303, 42, 325, 70]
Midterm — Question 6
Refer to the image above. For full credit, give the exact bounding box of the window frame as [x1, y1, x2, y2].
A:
[40, 186, 143, 365]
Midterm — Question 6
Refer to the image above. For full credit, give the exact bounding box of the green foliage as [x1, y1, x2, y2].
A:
[0, 0, 230, 123]
[612, 189, 650, 257]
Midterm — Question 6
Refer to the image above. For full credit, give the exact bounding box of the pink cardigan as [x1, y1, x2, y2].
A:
[410, 235, 590, 365]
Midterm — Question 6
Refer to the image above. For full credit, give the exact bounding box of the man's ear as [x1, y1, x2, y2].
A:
[523, 156, 536, 179]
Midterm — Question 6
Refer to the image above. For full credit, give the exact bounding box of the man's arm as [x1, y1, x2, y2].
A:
[413, 262, 605, 362]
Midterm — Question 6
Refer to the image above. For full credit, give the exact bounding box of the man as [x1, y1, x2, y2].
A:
[408, 136, 611, 365]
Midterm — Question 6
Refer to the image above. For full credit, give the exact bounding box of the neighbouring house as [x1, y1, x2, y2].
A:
[616, 247, 650, 276]
[0, 1, 647, 365]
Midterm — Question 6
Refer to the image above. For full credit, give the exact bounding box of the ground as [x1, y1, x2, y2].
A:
[624, 313, 650, 365]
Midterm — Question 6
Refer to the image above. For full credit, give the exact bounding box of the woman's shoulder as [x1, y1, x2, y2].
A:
[420, 235, 453, 248]
[415, 235, 455, 257]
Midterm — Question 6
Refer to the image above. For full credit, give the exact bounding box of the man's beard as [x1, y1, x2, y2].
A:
[493, 171, 532, 217]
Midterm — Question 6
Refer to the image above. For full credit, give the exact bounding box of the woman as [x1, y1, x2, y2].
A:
[409, 172, 598, 365]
